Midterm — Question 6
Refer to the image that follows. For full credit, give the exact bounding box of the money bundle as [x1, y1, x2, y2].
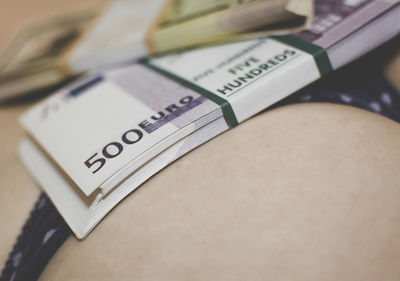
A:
[147, 0, 312, 52]
[0, 0, 312, 101]
[18, 0, 400, 239]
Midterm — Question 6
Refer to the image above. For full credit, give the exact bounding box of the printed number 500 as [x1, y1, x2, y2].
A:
[84, 129, 143, 174]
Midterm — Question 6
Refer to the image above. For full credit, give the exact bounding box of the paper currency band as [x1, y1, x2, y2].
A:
[142, 36, 332, 128]
[141, 59, 239, 127]
[271, 35, 333, 77]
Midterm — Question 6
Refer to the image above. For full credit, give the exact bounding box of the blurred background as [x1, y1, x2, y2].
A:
[0, 0, 101, 52]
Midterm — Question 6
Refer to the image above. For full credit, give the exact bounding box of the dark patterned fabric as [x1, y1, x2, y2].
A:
[0, 194, 71, 281]
[276, 73, 400, 123]
[1, 72, 400, 281]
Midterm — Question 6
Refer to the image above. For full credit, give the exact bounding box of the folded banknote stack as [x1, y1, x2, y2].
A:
[0, 0, 312, 100]
[13, 0, 400, 238]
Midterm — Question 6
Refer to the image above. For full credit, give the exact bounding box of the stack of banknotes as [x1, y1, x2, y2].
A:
[13, 0, 400, 238]
[0, 0, 312, 100]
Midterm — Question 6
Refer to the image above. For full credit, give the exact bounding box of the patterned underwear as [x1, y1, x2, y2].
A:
[1, 72, 400, 281]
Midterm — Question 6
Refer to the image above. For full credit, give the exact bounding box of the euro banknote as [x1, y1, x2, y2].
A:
[145, 0, 312, 52]
[0, 8, 98, 101]
[18, 0, 400, 239]
[0, 0, 312, 101]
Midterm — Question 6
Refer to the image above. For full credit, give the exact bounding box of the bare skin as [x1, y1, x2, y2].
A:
[386, 49, 400, 90]
[34, 103, 400, 281]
